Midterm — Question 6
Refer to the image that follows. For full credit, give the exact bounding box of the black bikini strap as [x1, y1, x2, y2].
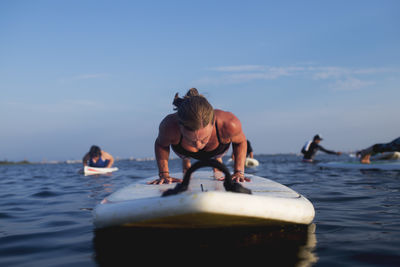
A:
[178, 134, 183, 145]
[215, 121, 224, 144]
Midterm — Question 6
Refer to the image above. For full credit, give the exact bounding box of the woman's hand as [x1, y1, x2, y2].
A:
[232, 171, 251, 182]
[147, 172, 182, 184]
[215, 170, 250, 182]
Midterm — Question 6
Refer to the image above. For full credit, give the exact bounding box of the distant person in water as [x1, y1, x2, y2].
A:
[301, 134, 342, 162]
[83, 145, 114, 168]
[246, 140, 254, 158]
[231, 139, 254, 160]
[149, 88, 248, 184]
[357, 137, 400, 164]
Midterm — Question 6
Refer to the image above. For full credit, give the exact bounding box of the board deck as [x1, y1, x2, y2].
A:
[83, 166, 119, 176]
[93, 171, 315, 228]
[318, 161, 400, 170]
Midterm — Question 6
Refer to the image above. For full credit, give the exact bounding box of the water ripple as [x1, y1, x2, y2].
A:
[0, 155, 399, 266]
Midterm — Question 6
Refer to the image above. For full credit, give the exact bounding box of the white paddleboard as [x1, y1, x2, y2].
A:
[93, 171, 315, 229]
[83, 166, 119, 176]
[226, 157, 260, 168]
[318, 161, 400, 170]
[245, 157, 259, 167]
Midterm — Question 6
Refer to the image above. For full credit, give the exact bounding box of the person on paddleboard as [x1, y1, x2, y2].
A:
[83, 145, 114, 168]
[357, 136, 400, 164]
[231, 139, 254, 160]
[301, 134, 341, 162]
[246, 140, 254, 159]
[149, 88, 248, 184]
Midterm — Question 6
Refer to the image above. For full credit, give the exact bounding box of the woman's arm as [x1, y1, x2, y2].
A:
[148, 115, 182, 184]
[82, 153, 89, 166]
[102, 151, 114, 168]
[217, 110, 248, 182]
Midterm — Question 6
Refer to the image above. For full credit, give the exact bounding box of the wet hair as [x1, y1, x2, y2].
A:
[173, 88, 215, 131]
[89, 145, 101, 158]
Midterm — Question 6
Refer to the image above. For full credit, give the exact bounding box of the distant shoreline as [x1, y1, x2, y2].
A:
[0, 160, 31, 165]
[1, 153, 360, 166]
[0, 157, 157, 165]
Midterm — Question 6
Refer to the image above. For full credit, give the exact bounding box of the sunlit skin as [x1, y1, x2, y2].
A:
[360, 154, 371, 164]
[148, 109, 248, 184]
[180, 123, 213, 151]
[179, 124, 231, 179]
[358, 146, 374, 164]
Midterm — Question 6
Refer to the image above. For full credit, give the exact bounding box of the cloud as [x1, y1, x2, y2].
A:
[331, 77, 375, 91]
[59, 73, 111, 83]
[73, 73, 111, 81]
[311, 66, 399, 80]
[65, 99, 104, 108]
[197, 64, 399, 90]
[208, 65, 267, 72]
[1, 99, 105, 114]
[196, 65, 306, 84]
[311, 66, 351, 79]
[210, 65, 305, 76]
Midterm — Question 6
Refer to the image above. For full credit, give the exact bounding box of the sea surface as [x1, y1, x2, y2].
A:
[0, 154, 399, 266]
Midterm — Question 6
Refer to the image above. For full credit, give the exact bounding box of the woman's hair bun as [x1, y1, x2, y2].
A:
[173, 88, 200, 110]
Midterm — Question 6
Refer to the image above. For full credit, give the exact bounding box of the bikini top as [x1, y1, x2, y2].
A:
[171, 122, 231, 160]
[89, 157, 109, 167]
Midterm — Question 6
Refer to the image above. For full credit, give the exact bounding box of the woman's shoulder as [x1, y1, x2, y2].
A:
[101, 150, 113, 158]
[158, 113, 181, 143]
[214, 109, 237, 120]
[160, 113, 179, 129]
[215, 109, 240, 123]
[214, 109, 242, 138]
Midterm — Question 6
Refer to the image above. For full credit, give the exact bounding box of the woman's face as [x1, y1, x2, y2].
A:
[180, 123, 213, 150]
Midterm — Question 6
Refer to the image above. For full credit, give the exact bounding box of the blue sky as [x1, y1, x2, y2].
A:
[1, 0, 399, 161]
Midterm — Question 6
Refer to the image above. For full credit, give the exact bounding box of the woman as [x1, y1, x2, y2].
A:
[358, 137, 400, 164]
[82, 145, 114, 168]
[149, 88, 248, 184]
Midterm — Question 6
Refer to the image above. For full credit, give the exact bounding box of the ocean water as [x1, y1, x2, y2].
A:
[0, 154, 399, 266]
